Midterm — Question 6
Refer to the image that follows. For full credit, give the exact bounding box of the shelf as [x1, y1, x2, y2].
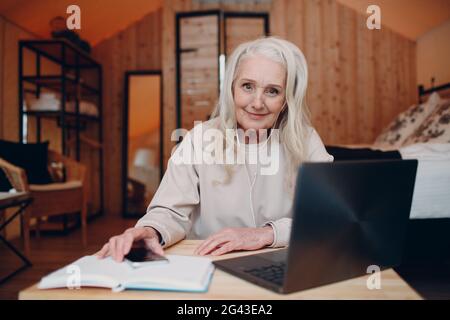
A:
[23, 75, 100, 96]
[19, 39, 104, 222]
[24, 110, 100, 122]
[20, 40, 100, 69]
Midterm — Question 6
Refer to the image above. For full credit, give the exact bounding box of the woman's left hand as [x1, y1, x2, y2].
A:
[194, 226, 274, 256]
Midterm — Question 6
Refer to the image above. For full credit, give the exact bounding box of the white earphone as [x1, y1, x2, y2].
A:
[236, 101, 287, 227]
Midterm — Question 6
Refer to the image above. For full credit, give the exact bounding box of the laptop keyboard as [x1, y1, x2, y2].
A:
[243, 262, 286, 286]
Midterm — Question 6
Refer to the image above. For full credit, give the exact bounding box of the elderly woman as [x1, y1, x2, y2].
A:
[97, 36, 333, 262]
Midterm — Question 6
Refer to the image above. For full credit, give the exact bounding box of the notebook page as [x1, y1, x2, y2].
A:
[123, 255, 214, 291]
[38, 255, 133, 289]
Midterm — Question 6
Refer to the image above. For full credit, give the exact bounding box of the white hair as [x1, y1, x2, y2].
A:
[211, 36, 311, 183]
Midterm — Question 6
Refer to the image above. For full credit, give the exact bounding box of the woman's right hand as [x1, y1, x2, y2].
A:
[95, 226, 164, 262]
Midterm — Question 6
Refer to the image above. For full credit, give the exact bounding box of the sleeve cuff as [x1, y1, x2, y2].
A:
[144, 226, 165, 246]
[263, 222, 277, 248]
[135, 221, 170, 248]
[263, 219, 292, 248]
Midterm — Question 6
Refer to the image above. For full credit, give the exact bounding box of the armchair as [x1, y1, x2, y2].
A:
[0, 150, 87, 256]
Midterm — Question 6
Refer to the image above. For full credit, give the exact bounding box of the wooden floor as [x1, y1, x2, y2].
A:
[0, 215, 137, 300]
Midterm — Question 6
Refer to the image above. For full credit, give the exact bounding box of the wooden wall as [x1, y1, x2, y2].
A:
[225, 17, 267, 55]
[0, 16, 37, 239]
[91, 0, 416, 216]
[161, 0, 274, 164]
[2, 1, 418, 218]
[0, 16, 38, 141]
[178, 14, 267, 130]
[0, 18, 4, 137]
[92, 9, 162, 217]
[179, 14, 220, 129]
[163, 0, 416, 148]
[271, 0, 416, 144]
[0, 16, 101, 213]
[0, 17, 68, 149]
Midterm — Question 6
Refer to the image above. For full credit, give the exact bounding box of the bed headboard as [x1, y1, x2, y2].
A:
[418, 80, 450, 103]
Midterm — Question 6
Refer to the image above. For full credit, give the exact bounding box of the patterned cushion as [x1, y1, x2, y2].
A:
[373, 92, 441, 149]
[403, 99, 450, 145]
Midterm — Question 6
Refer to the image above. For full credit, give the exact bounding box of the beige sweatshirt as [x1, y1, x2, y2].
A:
[135, 118, 333, 248]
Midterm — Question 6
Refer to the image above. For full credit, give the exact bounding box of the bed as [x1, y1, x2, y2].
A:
[325, 82, 450, 264]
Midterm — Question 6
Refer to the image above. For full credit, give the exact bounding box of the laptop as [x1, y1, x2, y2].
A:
[213, 159, 418, 294]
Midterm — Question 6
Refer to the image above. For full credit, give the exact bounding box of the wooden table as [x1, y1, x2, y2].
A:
[19, 240, 421, 300]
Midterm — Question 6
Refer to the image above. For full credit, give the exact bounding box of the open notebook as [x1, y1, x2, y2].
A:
[38, 255, 215, 293]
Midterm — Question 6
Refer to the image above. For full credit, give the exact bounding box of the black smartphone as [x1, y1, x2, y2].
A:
[124, 247, 169, 267]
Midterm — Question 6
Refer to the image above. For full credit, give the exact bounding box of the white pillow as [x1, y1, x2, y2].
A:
[403, 98, 450, 145]
[373, 92, 441, 149]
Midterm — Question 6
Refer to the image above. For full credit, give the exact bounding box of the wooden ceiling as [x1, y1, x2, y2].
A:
[0, 0, 163, 45]
[1, 0, 449, 44]
[337, 0, 450, 40]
